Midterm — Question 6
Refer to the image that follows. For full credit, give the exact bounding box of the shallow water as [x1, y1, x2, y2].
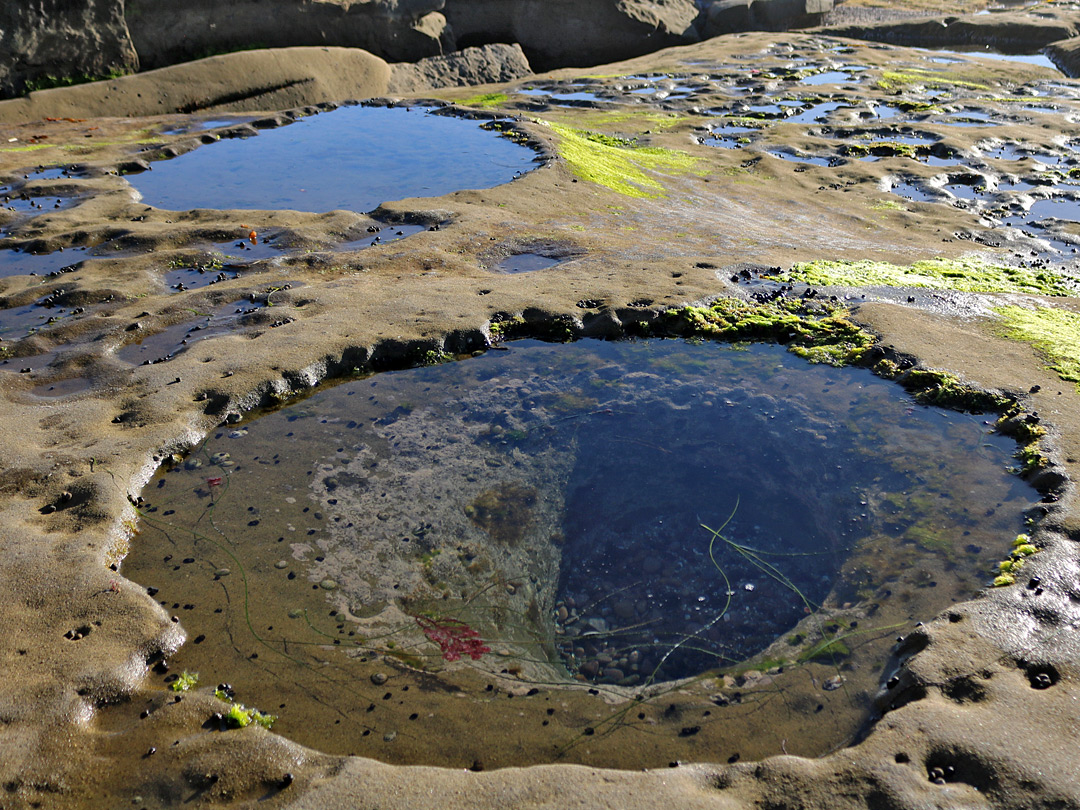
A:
[0, 246, 91, 279]
[495, 253, 563, 273]
[127, 106, 539, 213]
[127, 339, 1033, 768]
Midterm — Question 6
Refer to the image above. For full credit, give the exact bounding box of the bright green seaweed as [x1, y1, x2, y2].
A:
[996, 304, 1080, 390]
[776, 258, 1076, 297]
[542, 120, 699, 198]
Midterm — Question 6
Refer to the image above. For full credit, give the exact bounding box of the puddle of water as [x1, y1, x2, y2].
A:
[704, 124, 756, 149]
[336, 223, 428, 252]
[31, 376, 91, 397]
[939, 111, 1000, 128]
[889, 181, 936, 202]
[127, 339, 1033, 769]
[1028, 197, 1080, 223]
[0, 246, 90, 279]
[161, 118, 247, 136]
[927, 49, 1059, 72]
[944, 183, 981, 200]
[0, 192, 75, 216]
[517, 88, 608, 103]
[783, 102, 846, 124]
[766, 150, 834, 166]
[127, 106, 539, 213]
[116, 298, 267, 365]
[0, 297, 85, 339]
[495, 253, 563, 273]
[800, 71, 856, 86]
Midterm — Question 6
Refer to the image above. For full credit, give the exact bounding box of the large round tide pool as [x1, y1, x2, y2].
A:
[126, 339, 1034, 770]
[127, 105, 540, 212]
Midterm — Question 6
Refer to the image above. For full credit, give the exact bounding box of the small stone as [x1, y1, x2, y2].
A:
[383, 730, 397, 742]
[214, 568, 230, 578]
[287, 609, 304, 619]
[370, 672, 388, 685]
[275, 560, 289, 569]
[319, 579, 338, 591]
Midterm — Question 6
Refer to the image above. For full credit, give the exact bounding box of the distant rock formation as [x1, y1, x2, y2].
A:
[125, 0, 450, 70]
[0, 0, 139, 99]
[822, 10, 1079, 54]
[701, 0, 833, 38]
[440, 0, 701, 72]
[388, 43, 533, 94]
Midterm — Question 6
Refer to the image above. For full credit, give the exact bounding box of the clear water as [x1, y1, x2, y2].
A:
[800, 70, 856, 86]
[117, 297, 268, 365]
[927, 49, 1059, 72]
[127, 339, 1032, 768]
[783, 102, 846, 124]
[767, 150, 834, 166]
[495, 253, 562, 273]
[0, 246, 91, 279]
[126, 106, 539, 213]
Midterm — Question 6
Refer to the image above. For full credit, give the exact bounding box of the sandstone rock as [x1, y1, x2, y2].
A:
[0, 0, 138, 99]
[125, 0, 450, 70]
[822, 9, 1080, 53]
[387, 43, 532, 93]
[1046, 37, 1080, 78]
[702, 0, 833, 37]
[0, 47, 392, 123]
[442, 0, 700, 72]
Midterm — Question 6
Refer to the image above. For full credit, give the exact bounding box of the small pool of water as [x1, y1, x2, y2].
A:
[800, 70, 857, 86]
[127, 106, 540, 213]
[336, 223, 428, 252]
[117, 297, 268, 365]
[889, 180, 936, 202]
[495, 253, 563, 273]
[0, 246, 91, 278]
[926, 49, 1059, 72]
[127, 339, 1033, 770]
[767, 150, 834, 166]
[517, 88, 608, 103]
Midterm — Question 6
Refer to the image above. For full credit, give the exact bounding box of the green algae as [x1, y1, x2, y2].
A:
[461, 92, 509, 108]
[877, 69, 989, 92]
[777, 257, 1076, 297]
[661, 298, 874, 366]
[995, 304, 1080, 390]
[542, 120, 699, 197]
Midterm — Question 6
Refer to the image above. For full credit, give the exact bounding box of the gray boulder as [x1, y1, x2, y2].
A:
[0, 0, 138, 98]
[125, 0, 451, 70]
[702, 0, 833, 38]
[388, 43, 532, 93]
[441, 0, 700, 72]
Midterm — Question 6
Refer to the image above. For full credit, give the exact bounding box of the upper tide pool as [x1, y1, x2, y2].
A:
[127, 106, 541, 213]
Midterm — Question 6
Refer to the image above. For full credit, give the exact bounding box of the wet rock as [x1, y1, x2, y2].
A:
[601, 667, 625, 682]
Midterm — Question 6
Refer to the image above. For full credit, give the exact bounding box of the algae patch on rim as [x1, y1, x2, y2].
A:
[542, 121, 699, 198]
[776, 258, 1077, 297]
[995, 304, 1080, 389]
[661, 297, 876, 366]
